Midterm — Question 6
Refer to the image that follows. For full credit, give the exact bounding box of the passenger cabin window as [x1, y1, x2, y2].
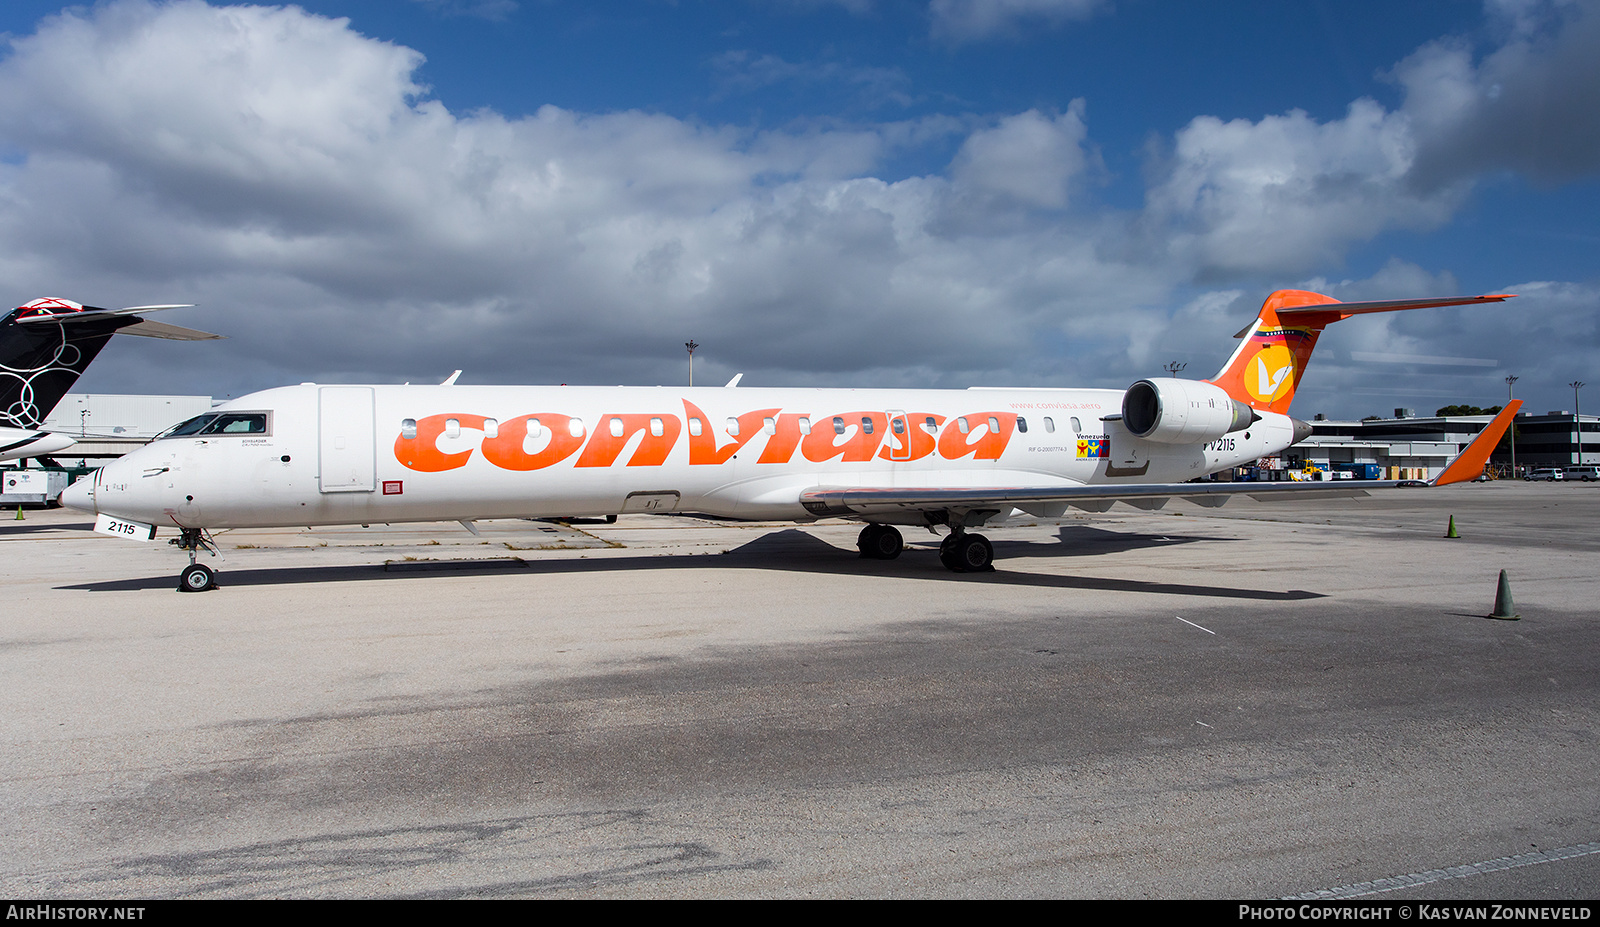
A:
[892, 418, 905, 434]
[650, 417, 665, 437]
[1043, 417, 1054, 434]
[924, 417, 937, 434]
[445, 418, 461, 439]
[988, 416, 1000, 434]
[861, 417, 873, 435]
[483, 418, 499, 439]
[401, 418, 418, 439]
[958, 417, 970, 434]
[799, 417, 812, 435]
[833, 417, 845, 435]
[609, 417, 624, 438]
[528, 418, 544, 438]
[763, 416, 776, 435]
[1071, 416, 1081, 432]
[688, 417, 703, 437]
[726, 417, 740, 436]
[1017, 417, 1028, 434]
[568, 418, 585, 438]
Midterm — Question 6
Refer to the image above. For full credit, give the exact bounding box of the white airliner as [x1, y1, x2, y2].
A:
[0, 298, 220, 462]
[62, 289, 1518, 592]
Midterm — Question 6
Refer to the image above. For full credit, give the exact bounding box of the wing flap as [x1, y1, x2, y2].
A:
[799, 479, 1385, 518]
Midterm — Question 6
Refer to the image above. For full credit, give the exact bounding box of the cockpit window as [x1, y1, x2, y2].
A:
[156, 413, 219, 439]
[155, 411, 270, 439]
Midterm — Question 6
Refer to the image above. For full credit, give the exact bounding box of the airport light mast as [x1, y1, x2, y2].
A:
[1506, 375, 1519, 476]
[686, 340, 698, 387]
[1572, 381, 1586, 464]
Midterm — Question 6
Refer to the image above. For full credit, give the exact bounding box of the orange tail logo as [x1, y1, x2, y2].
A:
[1207, 290, 1335, 414]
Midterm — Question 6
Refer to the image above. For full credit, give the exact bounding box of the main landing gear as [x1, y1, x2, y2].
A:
[857, 523, 903, 560]
[856, 523, 995, 572]
[939, 527, 994, 573]
[172, 527, 219, 592]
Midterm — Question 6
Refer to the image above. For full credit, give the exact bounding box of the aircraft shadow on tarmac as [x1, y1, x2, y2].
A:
[63, 524, 1319, 601]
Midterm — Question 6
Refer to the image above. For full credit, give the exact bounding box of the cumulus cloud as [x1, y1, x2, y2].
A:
[929, 0, 1105, 43]
[0, 1, 1136, 398]
[949, 104, 1096, 209]
[0, 0, 1590, 421]
[1397, 0, 1600, 187]
[1143, 100, 1469, 277]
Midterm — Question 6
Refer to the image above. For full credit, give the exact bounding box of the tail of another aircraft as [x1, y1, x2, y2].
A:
[1, 298, 218, 429]
[1206, 289, 1515, 414]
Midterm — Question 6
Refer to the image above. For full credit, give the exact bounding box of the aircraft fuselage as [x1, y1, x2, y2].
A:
[72, 383, 1295, 530]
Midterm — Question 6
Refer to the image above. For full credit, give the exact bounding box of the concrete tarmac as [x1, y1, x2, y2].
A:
[1, 481, 1597, 898]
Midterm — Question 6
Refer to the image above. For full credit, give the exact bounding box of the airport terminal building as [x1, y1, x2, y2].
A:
[1289, 410, 1599, 480]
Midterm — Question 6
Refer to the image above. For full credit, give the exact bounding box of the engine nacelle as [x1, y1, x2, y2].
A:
[1121, 378, 1257, 445]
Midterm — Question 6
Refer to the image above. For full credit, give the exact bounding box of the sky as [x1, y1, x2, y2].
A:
[0, 0, 1596, 420]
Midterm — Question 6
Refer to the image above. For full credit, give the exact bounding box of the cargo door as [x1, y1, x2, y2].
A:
[318, 386, 376, 493]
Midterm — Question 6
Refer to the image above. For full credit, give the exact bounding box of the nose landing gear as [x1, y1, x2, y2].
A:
[171, 527, 219, 592]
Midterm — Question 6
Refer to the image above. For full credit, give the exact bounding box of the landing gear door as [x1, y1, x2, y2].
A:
[318, 386, 376, 493]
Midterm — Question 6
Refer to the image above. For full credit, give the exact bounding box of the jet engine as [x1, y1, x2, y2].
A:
[1121, 378, 1258, 445]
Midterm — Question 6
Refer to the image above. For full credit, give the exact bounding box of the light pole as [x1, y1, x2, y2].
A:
[1163, 361, 1187, 377]
[685, 340, 698, 387]
[1572, 381, 1586, 464]
[1506, 375, 1519, 476]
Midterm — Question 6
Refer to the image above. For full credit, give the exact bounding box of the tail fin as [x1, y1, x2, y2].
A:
[1, 298, 218, 428]
[1206, 289, 1515, 414]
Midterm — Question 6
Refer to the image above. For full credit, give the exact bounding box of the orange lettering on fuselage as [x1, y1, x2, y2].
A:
[394, 404, 1018, 472]
[757, 412, 811, 464]
[682, 400, 778, 465]
[802, 412, 887, 463]
[395, 413, 489, 472]
[575, 413, 682, 467]
[479, 414, 586, 471]
[937, 412, 1017, 460]
[878, 413, 945, 462]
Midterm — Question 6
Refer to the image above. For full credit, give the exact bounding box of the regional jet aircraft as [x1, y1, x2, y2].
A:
[0, 298, 220, 462]
[61, 289, 1518, 591]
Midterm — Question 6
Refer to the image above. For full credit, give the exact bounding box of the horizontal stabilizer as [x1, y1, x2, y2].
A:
[115, 318, 223, 341]
[1276, 294, 1514, 319]
[17, 303, 196, 324]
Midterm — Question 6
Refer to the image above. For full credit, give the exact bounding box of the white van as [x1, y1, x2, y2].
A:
[1563, 465, 1599, 481]
[1526, 468, 1564, 481]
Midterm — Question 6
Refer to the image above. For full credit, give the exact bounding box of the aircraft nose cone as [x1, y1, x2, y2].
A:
[60, 474, 95, 513]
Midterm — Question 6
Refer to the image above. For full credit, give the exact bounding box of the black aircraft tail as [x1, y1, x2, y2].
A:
[1, 298, 220, 428]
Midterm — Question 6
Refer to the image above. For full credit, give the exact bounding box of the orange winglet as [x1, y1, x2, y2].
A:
[1433, 400, 1522, 487]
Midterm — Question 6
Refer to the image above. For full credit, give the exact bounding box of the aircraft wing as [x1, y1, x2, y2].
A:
[799, 478, 1387, 519]
[801, 399, 1521, 520]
